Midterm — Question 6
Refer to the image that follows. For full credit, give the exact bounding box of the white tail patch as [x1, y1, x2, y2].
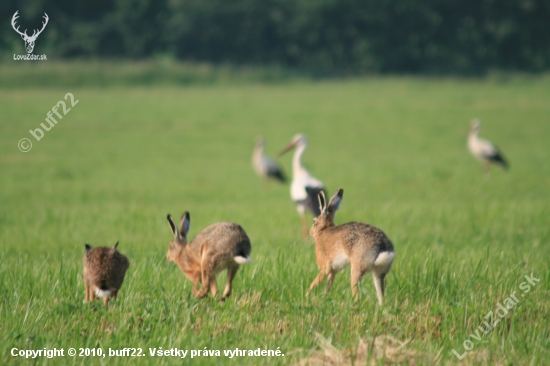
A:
[374, 251, 395, 268]
[234, 256, 251, 264]
[94, 288, 112, 298]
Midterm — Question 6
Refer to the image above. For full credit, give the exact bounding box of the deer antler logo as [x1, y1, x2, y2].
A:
[11, 11, 49, 54]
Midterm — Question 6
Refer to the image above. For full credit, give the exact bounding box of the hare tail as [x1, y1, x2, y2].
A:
[234, 256, 251, 264]
[374, 251, 395, 267]
[94, 283, 112, 298]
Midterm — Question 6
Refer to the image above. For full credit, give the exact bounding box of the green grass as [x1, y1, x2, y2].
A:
[0, 71, 549, 365]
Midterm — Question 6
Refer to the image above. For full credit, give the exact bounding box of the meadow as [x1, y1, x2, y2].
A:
[0, 65, 549, 365]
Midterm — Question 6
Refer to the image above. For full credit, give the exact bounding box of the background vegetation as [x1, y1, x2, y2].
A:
[2, 0, 550, 74]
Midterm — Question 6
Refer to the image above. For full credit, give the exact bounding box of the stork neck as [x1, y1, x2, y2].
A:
[253, 144, 264, 159]
[292, 144, 307, 175]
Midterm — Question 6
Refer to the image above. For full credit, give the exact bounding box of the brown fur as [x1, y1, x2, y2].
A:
[166, 212, 251, 300]
[308, 189, 395, 304]
[83, 243, 129, 306]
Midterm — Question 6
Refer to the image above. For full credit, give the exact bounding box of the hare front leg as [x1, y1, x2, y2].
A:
[209, 277, 218, 298]
[222, 265, 239, 300]
[86, 281, 96, 303]
[307, 271, 326, 296]
[373, 273, 386, 305]
[84, 278, 90, 303]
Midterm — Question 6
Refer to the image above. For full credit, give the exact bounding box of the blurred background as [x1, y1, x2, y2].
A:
[1, 0, 549, 76]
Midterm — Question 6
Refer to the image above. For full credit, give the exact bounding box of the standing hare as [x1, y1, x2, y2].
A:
[166, 212, 251, 300]
[83, 242, 129, 306]
[307, 189, 395, 304]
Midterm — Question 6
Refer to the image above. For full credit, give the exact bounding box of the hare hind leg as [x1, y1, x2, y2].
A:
[350, 264, 367, 301]
[195, 243, 212, 298]
[222, 265, 239, 300]
[373, 273, 386, 305]
[325, 270, 336, 294]
[193, 263, 212, 299]
[196, 265, 212, 298]
[192, 278, 205, 298]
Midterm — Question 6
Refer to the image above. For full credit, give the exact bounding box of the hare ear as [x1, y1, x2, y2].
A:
[85, 243, 92, 252]
[167, 214, 181, 240]
[113, 241, 119, 250]
[328, 189, 344, 213]
[318, 190, 327, 213]
[179, 211, 190, 237]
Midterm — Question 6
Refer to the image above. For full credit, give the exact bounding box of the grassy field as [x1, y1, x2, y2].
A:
[0, 68, 549, 365]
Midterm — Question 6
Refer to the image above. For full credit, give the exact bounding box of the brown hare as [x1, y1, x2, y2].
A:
[307, 189, 395, 305]
[166, 212, 251, 300]
[83, 242, 129, 306]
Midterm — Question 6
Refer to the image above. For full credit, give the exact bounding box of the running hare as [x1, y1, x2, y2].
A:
[166, 212, 251, 300]
[307, 189, 395, 304]
[83, 242, 129, 306]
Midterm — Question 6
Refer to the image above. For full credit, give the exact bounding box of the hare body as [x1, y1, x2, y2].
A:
[83, 242, 129, 306]
[166, 213, 251, 300]
[308, 189, 395, 304]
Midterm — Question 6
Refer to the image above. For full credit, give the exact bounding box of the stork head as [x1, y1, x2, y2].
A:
[470, 119, 481, 134]
[278, 133, 308, 157]
[254, 136, 265, 149]
[166, 212, 190, 262]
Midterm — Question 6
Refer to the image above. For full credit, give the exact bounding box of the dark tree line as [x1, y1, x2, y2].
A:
[2, 0, 549, 74]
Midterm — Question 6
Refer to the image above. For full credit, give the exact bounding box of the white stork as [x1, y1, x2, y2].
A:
[252, 137, 286, 183]
[468, 119, 508, 173]
[278, 134, 326, 238]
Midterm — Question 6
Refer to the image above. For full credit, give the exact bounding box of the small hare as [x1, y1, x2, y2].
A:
[83, 242, 129, 306]
[166, 212, 252, 300]
[307, 189, 395, 305]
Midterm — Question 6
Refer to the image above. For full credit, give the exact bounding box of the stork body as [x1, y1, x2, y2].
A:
[279, 134, 325, 238]
[468, 120, 508, 173]
[252, 137, 286, 183]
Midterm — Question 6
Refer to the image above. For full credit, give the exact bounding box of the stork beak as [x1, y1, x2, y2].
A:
[277, 141, 296, 157]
